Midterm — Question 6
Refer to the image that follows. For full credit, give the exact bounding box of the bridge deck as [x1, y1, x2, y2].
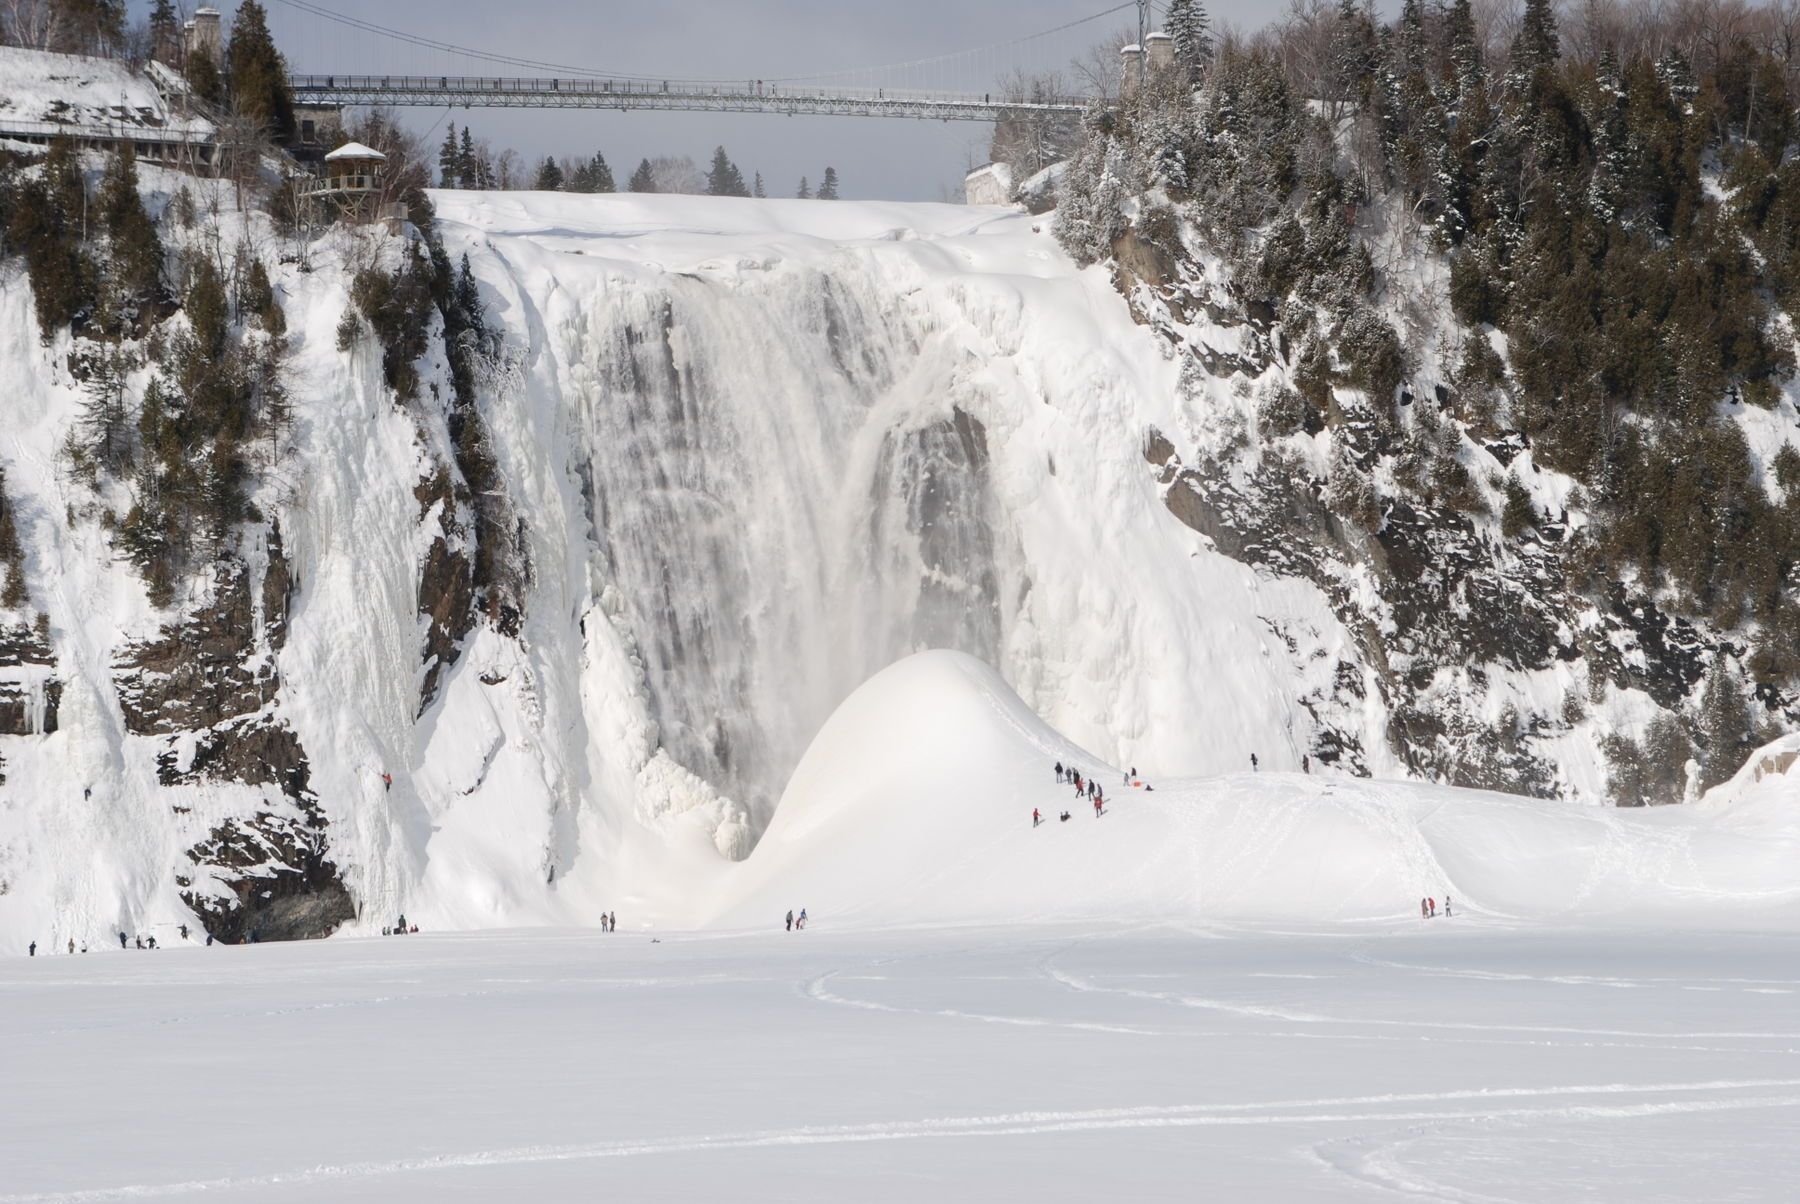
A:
[289, 75, 1086, 123]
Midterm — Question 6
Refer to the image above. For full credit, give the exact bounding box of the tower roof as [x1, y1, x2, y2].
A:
[324, 141, 386, 162]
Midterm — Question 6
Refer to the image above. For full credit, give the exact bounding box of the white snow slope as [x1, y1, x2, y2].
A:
[704, 650, 1800, 929]
[1, 188, 1795, 950]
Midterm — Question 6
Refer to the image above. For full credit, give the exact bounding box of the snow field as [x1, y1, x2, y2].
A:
[3, 922, 1797, 1200]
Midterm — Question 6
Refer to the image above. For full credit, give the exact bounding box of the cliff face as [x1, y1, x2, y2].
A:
[0, 186, 1761, 949]
[1111, 218, 1758, 804]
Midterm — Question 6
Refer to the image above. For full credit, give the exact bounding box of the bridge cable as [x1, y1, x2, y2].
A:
[272, 0, 1136, 92]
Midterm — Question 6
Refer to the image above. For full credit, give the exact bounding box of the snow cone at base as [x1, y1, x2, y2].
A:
[703, 651, 1800, 929]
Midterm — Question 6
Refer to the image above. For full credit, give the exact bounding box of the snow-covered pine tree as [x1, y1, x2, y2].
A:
[1446, 0, 1482, 103]
[1698, 658, 1755, 792]
[1586, 47, 1627, 224]
[1331, 0, 1377, 112]
[753, 171, 766, 198]
[78, 342, 134, 477]
[534, 157, 564, 191]
[1509, 0, 1559, 86]
[797, 177, 812, 199]
[97, 144, 163, 309]
[1166, 0, 1212, 84]
[440, 124, 461, 188]
[629, 159, 657, 192]
[818, 167, 840, 200]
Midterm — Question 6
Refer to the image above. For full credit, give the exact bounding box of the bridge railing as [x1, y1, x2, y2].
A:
[288, 74, 1086, 111]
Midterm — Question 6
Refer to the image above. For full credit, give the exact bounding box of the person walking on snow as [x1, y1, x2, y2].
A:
[1093, 796, 1102, 818]
[118, 931, 127, 949]
[28, 941, 35, 956]
[1444, 895, 1453, 917]
[785, 910, 794, 932]
[1033, 808, 1041, 827]
[1055, 761, 1064, 783]
[1420, 898, 1428, 919]
[1251, 753, 1259, 772]
[1428, 898, 1437, 918]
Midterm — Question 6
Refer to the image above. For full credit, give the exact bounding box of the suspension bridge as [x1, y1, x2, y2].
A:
[267, 0, 1174, 124]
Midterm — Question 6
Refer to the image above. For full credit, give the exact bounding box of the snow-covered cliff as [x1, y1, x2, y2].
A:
[0, 187, 1392, 948]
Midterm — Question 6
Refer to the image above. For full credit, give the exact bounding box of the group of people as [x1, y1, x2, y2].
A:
[1047, 760, 1159, 824]
[1419, 896, 1452, 918]
[30, 924, 207, 956]
[383, 914, 419, 936]
[1053, 761, 1112, 818]
[784, 908, 808, 931]
[600, 912, 618, 932]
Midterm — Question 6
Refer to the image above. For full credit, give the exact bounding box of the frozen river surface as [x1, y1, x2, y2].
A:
[5, 920, 1798, 1201]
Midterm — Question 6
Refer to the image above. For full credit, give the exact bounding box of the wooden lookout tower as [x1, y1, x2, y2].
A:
[306, 140, 386, 223]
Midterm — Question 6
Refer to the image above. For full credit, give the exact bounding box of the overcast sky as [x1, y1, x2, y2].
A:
[140, 1, 1300, 200]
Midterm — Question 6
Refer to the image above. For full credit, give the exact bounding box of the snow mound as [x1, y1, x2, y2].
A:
[706, 651, 1800, 927]
[1700, 733, 1800, 813]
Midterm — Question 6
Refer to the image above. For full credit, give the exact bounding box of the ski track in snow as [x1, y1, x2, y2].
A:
[9, 1087, 1800, 1202]
[7, 924, 1800, 1199]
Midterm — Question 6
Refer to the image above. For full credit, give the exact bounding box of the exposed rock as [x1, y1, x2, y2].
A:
[157, 712, 310, 796]
[115, 533, 352, 944]
[416, 466, 476, 713]
[114, 558, 275, 736]
[181, 810, 354, 944]
[0, 619, 58, 736]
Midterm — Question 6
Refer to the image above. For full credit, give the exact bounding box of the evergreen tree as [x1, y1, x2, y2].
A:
[533, 157, 564, 191]
[53, 0, 125, 54]
[225, 0, 297, 145]
[586, 151, 615, 193]
[1698, 657, 1755, 791]
[817, 167, 840, 199]
[629, 158, 657, 192]
[753, 171, 765, 199]
[1166, 0, 1212, 84]
[97, 145, 164, 309]
[459, 127, 480, 189]
[148, 0, 180, 63]
[184, 48, 225, 108]
[79, 342, 134, 476]
[1331, 0, 1378, 111]
[797, 176, 812, 199]
[1510, 0, 1560, 84]
[706, 146, 748, 197]
[1446, 0, 1482, 100]
[439, 124, 462, 189]
[9, 138, 92, 338]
